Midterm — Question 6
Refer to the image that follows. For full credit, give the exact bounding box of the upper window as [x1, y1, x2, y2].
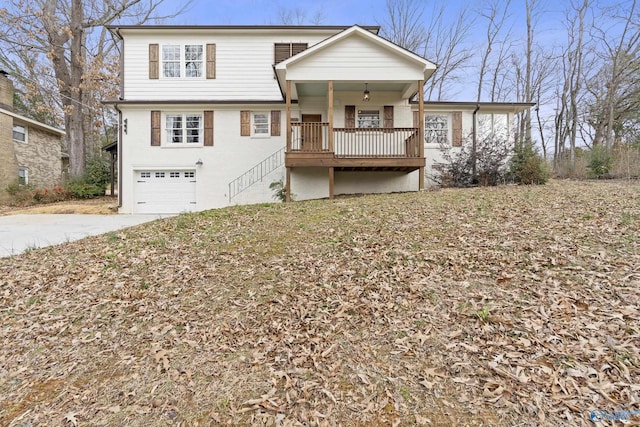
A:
[357, 110, 380, 128]
[425, 115, 448, 144]
[18, 167, 28, 185]
[162, 45, 203, 78]
[165, 114, 203, 145]
[252, 112, 270, 136]
[13, 124, 26, 142]
[274, 43, 308, 64]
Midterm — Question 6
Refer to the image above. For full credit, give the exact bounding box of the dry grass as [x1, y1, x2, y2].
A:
[0, 180, 638, 426]
[0, 197, 117, 216]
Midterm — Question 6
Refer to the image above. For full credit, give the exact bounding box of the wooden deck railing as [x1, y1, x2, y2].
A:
[290, 123, 420, 158]
[291, 122, 330, 152]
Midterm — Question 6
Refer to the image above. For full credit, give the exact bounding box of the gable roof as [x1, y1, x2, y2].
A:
[275, 25, 436, 72]
[0, 107, 65, 136]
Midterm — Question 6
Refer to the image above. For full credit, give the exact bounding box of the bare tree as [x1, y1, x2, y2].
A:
[475, 0, 513, 102]
[553, 0, 591, 169]
[0, 0, 191, 177]
[379, 0, 474, 101]
[274, 5, 325, 25]
[588, 0, 640, 147]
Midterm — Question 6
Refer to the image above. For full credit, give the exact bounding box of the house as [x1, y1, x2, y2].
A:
[0, 71, 65, 197]
[105, 25, 532, 214]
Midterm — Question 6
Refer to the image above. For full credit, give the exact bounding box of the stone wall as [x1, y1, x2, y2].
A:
[13, 126, 63, 188]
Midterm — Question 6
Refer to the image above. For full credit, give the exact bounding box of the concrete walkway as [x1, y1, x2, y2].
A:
[0, 214, 165, 258]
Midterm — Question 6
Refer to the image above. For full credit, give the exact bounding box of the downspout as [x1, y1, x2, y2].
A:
[472, 104, 480, 184]
[114, 27, 124, 209]
[113, 103, 123, 209]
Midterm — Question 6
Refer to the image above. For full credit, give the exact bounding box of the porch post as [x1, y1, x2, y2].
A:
[418, 79, 425, 190]
[329, 167, 335, 200]
[328, 80, 334, 152]
[285, 80, 292, 202]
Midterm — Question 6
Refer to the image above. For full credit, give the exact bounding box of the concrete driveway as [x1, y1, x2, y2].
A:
[0, 214, 165, 258]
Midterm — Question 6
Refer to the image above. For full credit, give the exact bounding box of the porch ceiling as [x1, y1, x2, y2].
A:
[296, 81, 409, 97]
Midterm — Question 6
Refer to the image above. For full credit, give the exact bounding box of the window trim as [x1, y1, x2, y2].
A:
[251, 111, 271, 138]
[13, 124, 27, 143]
[18, 167, 28, 185]
[163, 112, 204, 147]
[160, 44, 205, 79]
[424, 113, 450, 145]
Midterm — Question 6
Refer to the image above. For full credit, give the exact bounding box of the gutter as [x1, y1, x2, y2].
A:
[113, 103, 123, 209]
[472, 104, 480, 184]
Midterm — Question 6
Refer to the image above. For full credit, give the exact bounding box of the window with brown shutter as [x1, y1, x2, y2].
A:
[149, 44, 159, 79]
[452, 111, 462, 147]
[274, 42, 308, 64]
[413, 111, 420, 128]
[345, 105, 355, 130]
[206, 44, 216, 79]
[240, 111, 250, 136]
[204, 111, 214, 146]
[151, 111, 161, 146]
[270, 110, 281, 136]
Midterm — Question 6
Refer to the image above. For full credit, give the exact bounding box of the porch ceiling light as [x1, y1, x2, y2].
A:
[363, 83, 370, 102]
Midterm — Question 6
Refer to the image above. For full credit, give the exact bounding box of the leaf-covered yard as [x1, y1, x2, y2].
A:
[1, 180, 639, 426]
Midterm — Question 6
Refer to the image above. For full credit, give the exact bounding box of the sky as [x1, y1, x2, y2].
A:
[150, 0, 568, 104]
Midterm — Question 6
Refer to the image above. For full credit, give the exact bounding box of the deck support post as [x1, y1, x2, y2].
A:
[328, 80, 334, 152]
[285, 80, 292, 202]
[329, 166, 334, 200]
[418, 79, 425, 190]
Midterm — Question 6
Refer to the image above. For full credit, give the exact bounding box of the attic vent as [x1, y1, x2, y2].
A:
[274, 43, 308, 64]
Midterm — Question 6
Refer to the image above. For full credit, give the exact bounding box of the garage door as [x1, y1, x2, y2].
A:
[135, 170, 196, 214]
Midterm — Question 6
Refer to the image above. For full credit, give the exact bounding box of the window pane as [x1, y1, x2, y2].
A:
[163, 62, 180, 78]
[253, 113, 269, 134]
[13, 125, 26, 142]
[185, 45, 202, 60]
[162, 45, 180, 60]
[425, 115, 448, 144]
[166, 115, 183, 144]
[357, 110, 380, 128]
[18, 168, 28, 185]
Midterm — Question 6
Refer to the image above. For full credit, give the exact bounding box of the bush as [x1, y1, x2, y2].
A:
[436, 135, 512, 187]
[587, 145, 613, 178]
[66, 178, 105, 199]
[64, 155, 109, 199]
[269, 179, 292, 202]
[510, 142, 550, 185]
[84, 155, 110, 189]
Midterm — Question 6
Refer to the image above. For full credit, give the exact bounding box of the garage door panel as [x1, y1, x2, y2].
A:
[134, 170, 196, 214]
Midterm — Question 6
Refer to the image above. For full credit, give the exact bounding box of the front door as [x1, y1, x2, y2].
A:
[302, 114, 322, 151]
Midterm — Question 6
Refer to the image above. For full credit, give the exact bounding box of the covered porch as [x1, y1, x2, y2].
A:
[275, 26, 436, 201]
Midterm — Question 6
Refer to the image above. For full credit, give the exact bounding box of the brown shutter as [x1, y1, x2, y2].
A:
[345, 105, 355, 129]
[204, 111, 214, 146]
[274, 43, 290, 64]
[270, 110, 281, 136]
[413, 111, 420, 128]
[291, 43, 308, 56]
[274, 43, 308, 64]
[240, 110, 250, 136]
[151, 111, 161, 146]
[149, 44, 159, 79]
[206, 44, 216, 79]
[383, 105, 394, 132]
[452, 111, 462, 147]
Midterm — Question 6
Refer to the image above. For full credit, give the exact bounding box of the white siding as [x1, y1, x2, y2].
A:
[123, 31, 334, 101]
[335, 171, 418, 195]
[286, 34, 424, 81]
[119, 106, 287, 213]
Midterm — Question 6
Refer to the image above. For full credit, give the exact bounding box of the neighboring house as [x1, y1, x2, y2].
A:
[105, 25, 532, 214]
[0, 71, 65, 196]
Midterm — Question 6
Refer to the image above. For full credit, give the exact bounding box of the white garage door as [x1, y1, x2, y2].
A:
[135, 170, 196, 214]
